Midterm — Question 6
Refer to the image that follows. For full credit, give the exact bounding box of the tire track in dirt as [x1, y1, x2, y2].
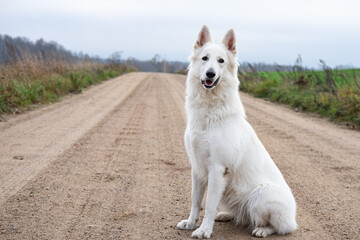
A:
[0, 72, 146, 205]
[63, 75, 154, 239]
[0, 73, 192, 239]
[0, 73, 359, 240]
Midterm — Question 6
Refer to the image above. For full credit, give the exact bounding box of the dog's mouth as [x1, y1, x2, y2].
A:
[201, 77, 220, 89]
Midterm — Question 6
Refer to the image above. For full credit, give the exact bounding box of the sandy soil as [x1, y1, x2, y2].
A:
[0, 72, 359, 240]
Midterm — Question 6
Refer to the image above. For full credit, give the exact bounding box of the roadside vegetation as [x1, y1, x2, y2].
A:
[239, 56, 360, 129]
[0, 35, 136, 114]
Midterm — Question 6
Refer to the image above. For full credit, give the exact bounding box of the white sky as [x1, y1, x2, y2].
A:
[1, 0, 359, 67]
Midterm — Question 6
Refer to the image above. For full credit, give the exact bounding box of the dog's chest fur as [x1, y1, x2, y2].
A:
[185, 78, 245, 172]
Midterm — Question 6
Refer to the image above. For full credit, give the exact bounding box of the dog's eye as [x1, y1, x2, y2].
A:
[218, 58, 224, 63]
[202, 56, 208, 61]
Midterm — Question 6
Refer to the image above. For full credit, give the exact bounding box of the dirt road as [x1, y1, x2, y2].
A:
[0, 72, 359, 239]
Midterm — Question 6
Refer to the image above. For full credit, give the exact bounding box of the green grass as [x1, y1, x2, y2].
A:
[0, 65, 136, 114]
[239, 68, 360, 129]
[255, 69, 360, 87]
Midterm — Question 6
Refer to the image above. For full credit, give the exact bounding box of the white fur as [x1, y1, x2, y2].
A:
[177, 25, 297, 239]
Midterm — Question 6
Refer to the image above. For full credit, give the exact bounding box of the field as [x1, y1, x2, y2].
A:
[0, 59, 135, 114]
[0, 35, 138, 115]
[0, 73, 359, 239]
[239, 67, 360, 129]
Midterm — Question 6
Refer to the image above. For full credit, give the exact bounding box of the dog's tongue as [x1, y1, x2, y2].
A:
[205, 80, 213, 86]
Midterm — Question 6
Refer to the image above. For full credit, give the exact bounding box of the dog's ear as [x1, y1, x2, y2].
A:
[222, 28, 236, 54]
[195, 25, 212, 49]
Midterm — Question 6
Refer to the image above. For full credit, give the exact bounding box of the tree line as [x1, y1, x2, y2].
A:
[0, 35, 98, 65]
[1, 34, 333, 74]
[0, 35, 188, 73]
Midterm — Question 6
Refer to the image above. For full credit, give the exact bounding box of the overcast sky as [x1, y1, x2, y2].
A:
[1, 0, 359, 68]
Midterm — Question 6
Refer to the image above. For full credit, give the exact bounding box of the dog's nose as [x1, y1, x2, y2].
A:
[206, 69, 216, 79]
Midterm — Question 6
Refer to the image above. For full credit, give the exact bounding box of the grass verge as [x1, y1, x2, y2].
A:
[239, 66, 360, 129]
[0, 63, 136, 114]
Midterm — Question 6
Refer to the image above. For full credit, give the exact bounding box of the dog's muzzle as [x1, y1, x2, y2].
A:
[201, 77, 220, 89]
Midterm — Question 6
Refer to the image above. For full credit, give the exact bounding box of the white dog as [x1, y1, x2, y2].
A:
[177, 25, 297, 238]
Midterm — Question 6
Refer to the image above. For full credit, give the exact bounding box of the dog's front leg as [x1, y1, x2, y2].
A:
[177, 169, 206, 230]
[192, 165, 226, 239]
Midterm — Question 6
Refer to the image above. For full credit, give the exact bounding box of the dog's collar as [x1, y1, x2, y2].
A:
[201, 77, 220, 89]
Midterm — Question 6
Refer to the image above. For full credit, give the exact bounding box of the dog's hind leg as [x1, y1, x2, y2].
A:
[251, 210, 297, 238]
[215, 212, 232, 222]
[268, 210, 297, 236]
[248, 184, 297, 238]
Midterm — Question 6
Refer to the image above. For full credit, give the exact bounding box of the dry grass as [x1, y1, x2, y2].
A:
[0, 54, 136, 114]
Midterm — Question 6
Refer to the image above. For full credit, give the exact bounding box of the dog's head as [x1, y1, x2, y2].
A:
[189, 25, 238, 90]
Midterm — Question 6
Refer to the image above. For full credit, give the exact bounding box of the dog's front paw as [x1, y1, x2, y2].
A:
[191, 227, 212, 238]
[177, 219, 196, 230]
